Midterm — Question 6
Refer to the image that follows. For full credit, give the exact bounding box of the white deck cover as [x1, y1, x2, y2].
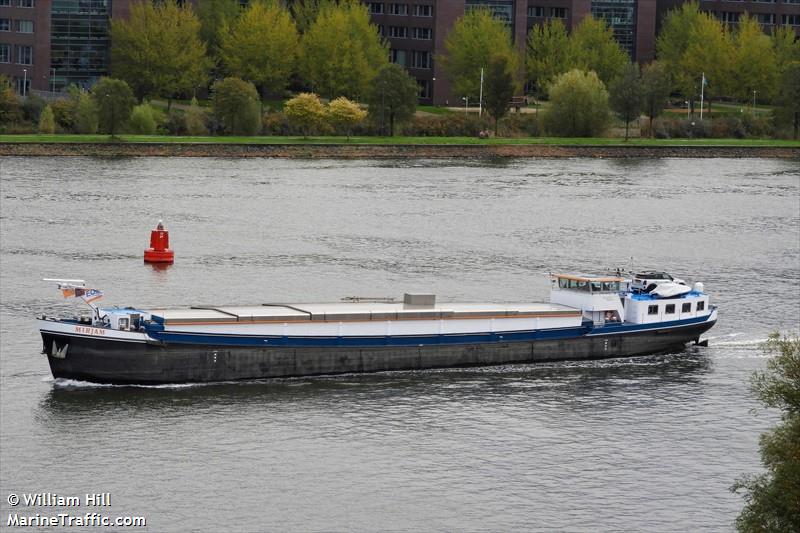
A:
[148, 301, 583, 337]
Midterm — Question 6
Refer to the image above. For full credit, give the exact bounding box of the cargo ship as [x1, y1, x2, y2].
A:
[38, 272, 717, 384]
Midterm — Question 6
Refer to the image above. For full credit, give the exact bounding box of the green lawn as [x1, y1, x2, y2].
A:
[416, 105, 455, 115]
[1, 134, 798, 147]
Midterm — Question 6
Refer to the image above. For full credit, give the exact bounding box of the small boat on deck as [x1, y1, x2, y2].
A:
[37, 272, 717, 384]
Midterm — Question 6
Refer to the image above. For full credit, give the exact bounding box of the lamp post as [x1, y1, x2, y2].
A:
[685, 101, 690, 119]
[752, 90, 757, 113]
[22, 68, 27, 97]
[462, 96, 468, 115]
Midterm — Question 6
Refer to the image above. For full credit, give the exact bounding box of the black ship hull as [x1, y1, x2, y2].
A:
[41, 320, 716, 385]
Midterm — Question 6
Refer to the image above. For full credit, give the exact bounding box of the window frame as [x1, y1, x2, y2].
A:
[647, 305, 659, 316]
[681, 302, 692, 313]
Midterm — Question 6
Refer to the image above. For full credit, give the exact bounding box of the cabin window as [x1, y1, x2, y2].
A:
[697, 301, 705, 311]
[647, 305, 658, 315]
[665, 304, 675, 314]
[118, 317, 129, 330]
[682, 302, 691, 313]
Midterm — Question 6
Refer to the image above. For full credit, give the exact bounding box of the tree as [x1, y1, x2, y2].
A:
[656, 1, 704, 97]
[440, 8, 519, 101]
[128, 103, 158, 134]
[327, 96, 366, 139]
[91, 78, 136, 137]
[366, 63, 419, 136]
[656, 2, 730, 109]
[483, 54, 516, 136]
[772, 26, 800, 76]
[219, 0, 299, 102]
[196, 0, 240, 54]
[570, 16, 628, 87]
[541, 69, 610, 137]
[681, 12, 731, 112]
[732, 333, 800, 532]
[609, 62, 643, 140]
[110, 1, 210, 104]
[731, 14, 778, 103]
[773, 63, 800, 139]
[299, 0, 387, 99]
[291, 0, 335, 33]
[284, 92, 327, 138]
[38, 104, 55, 134]
[641, 61, 671, 137]
[526, 19, 573, 98]
[212, 77, 261, 135]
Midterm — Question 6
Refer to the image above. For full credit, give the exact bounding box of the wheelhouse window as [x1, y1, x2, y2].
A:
[665, 304, 675, 314]
[697, 301, 706, 311]
[647, 305, 658, 315]
[682, 302, 691, 313]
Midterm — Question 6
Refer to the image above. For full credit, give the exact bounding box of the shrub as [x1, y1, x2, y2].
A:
[284, 92, 327, 138]
[541, 69, 611, 137]
[38, 104, 55, 134]
[50, 98, 77, 132]
[163, 110, 186, 135]
[0, 86, 22, 129]
[74, 93, 98, 134]
[22, 94, 46, 123]
[128, 103, 157, 134]
[212, 77, 261, 135]
[184, 98, 208, 135]
[327, 96, 366, 139]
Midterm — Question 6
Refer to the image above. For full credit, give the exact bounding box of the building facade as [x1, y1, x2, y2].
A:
[1, 0, 798, 101]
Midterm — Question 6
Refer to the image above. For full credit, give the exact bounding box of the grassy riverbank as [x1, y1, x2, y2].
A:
[1, 134, 798, 147]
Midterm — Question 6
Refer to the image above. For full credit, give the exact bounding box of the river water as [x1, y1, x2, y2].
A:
[0, 156, 798, 531]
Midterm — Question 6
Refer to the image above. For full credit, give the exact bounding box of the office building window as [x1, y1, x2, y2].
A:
[389, 3, 408, 15]
[528, 6, 545, 17]
[783, 14, 800, 25]
[388, 26, 408, 38]
[0, 0, 10, 6]
[418, 79, 431, 99]
[0, 43, 10, 63]
[0, 19, 10, 31]
[17, 44, 32, 64]
[756, 13, 774, 24]
[467, 0, 514, 26]
[550, 7, 568, 18]
[369, 2, 384, 14]
[411, 50, 431, 68]
[17, 0, 34, 7]
[721, 11, 740, 23]
[783, 0, 800, 4]
[413, 4, 432, 17]
[17, 20, 34, 33]
[752, 0, 775, 3]
[412, 27, 431, 39]
[390, 48, 406, 65]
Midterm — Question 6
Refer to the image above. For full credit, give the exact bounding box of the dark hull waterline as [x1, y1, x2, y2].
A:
[42, 320, 715, 385]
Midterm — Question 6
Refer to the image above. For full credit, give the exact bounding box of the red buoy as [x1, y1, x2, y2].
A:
[144, 220, 174, 263]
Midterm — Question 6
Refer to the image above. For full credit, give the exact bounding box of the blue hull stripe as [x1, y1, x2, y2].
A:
[145, 314, 715, 348]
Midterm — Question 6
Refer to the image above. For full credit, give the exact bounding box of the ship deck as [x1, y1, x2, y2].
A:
[146, 302, 580, 325]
